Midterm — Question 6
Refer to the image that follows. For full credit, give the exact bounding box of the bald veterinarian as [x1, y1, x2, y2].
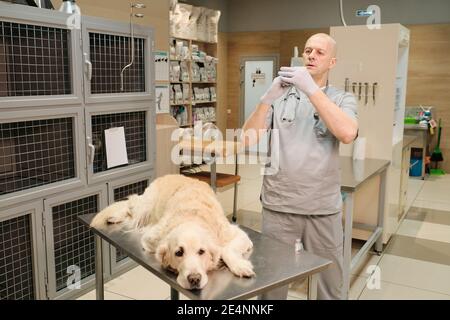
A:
[242, 33, 358, 299]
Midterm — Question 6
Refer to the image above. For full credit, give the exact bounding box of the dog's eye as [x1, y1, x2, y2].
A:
[175, 247, 184, 257]
[198, 249, 205, 255]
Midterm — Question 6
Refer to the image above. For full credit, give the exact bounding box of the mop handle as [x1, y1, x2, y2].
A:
[437, 119, 442, 147]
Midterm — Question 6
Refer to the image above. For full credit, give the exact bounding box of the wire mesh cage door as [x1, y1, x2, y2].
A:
[0, 201, 46, 300]
[43, 186, 109, 300]
[107, 174, 152, 274]
[0, 108, 86, 209]
[0, 4, 83, 108]
[81, 16, 153, 104]
[85, 103, 155, 185]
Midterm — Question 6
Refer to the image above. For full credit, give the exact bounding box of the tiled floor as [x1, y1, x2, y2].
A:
[78, 164, 450, 300]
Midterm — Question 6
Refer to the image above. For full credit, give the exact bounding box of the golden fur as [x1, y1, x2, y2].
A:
[90, 174, 254, 289]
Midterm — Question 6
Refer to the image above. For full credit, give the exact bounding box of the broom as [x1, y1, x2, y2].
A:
[430, 119, 445, 175]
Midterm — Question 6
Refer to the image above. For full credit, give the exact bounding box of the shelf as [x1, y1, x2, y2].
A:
[192, 101, 216, 105]
[170, 102, 191, 106]
[192, 39, 218, 44]
[169, 34, 218, 129]
[170, 35, 217, 44]
[192, 120, 216, 123]
[170, 81, 216, 85]
[170, 58, 192, 62]
[183, 171, 241, 188]
[192, 82, 216, 84]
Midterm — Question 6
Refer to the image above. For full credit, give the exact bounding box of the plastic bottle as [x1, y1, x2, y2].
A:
[295, 239, 303, 253]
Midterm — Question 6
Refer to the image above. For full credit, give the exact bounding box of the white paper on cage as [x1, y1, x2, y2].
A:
[154, 51, 169, 81]
[104, 127, 129, 169]
[155, 85, 170, 114]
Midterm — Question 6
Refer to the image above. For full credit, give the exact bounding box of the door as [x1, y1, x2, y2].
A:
[240, 56, 278, 155]
[43, 185, 109, 300]
[81, 16, 154, 104]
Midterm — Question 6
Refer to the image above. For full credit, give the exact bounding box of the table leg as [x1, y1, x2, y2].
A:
[232, 153, 239, 222]
[341, 192, 353, 300]
[211, 158, 217, 193]
[307, 274, 318, 300]
[95, 235, 104, 300]
[171, 287, 179, 300]
[375, 169, 387, 254]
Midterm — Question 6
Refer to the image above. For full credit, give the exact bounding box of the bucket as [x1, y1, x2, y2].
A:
[409, 158, 422, 177]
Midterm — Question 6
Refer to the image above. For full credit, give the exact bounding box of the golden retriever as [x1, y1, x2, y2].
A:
[90, 174, 255, 290]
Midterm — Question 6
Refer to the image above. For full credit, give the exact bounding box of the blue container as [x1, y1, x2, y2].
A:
[409, 158, 422, 177]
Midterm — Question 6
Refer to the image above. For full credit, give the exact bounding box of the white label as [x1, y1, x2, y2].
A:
[104, 127, 129, 169]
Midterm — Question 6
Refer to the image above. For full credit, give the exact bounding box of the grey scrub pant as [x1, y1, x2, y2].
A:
[258, 207, 344, 300]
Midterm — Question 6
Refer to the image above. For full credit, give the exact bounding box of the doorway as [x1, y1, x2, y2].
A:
[240, 56, 278, 155]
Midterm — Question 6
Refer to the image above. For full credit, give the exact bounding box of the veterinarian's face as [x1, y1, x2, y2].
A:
[303, 34, 337, 77]
[157, 225, 220, 290]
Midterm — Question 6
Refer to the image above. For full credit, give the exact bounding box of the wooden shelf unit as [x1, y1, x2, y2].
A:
[169, 36, 218, 127]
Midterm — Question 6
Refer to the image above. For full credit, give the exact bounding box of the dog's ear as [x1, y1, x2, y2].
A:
[155, 241, 170, 268]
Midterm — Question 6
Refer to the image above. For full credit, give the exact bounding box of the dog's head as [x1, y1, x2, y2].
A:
[155, 222, 221, 290]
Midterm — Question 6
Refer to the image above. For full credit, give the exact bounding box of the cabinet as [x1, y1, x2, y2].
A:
[156, 114, 180, 177]
[169, 36, 218, 127]
[399, 142, 411, 220]
[398, 135, 417, 220]
[0, 3, 155, 300]
[329, 24, 410, 244]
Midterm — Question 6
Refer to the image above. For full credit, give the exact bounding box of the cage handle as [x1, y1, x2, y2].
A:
[87, 136, 96, 164]
[84, 53, 92, 81]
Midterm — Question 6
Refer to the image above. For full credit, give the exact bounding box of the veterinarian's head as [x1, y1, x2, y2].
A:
[155, 222, 221, 289]
[303, 33, 337, 82]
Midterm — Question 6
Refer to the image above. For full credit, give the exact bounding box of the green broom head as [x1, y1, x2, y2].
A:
[430, 168, 446, 175]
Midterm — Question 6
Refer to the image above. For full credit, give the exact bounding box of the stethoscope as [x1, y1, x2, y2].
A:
[280, 80, 329, 123]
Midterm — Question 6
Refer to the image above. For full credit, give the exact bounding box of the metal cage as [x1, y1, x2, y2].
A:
[81, 16, 153, 104]
[0, 3, 82, 108]
[89, 32, 145, 94]
[85, 102, 155, 185]
[106, 173, 153, 275]
[0, 214, 35, 299]
[0, 201, 46, 300]
[91, 111, 146, 173]
[0, 3, 156, 300]
[0, 21, 71, 97]
[0, 108, 86, 209]
[113, 179, 148, 262]
[43, 185, 107, 299]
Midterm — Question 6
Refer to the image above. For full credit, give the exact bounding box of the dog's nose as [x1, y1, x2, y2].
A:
[187, 273, 201, 288]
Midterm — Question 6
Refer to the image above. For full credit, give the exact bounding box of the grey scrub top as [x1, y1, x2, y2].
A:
[261, 85, 358, 215]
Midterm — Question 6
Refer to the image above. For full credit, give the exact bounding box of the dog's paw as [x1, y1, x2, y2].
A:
[141, 240, 154, 253]
[91, 201, 130, 228]
[228, 259, 255, 278]
[106, 215, 125, 224]
[140, 226, 161, 253]
[141, 240, 157, 253]
[141, 231, 160, 253]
